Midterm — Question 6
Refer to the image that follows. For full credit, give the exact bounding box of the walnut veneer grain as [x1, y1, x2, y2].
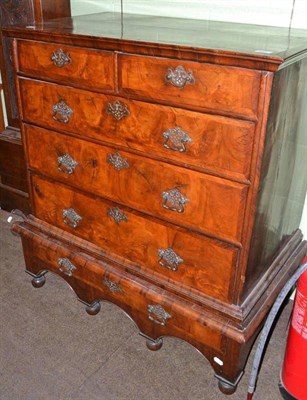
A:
[2, 12, 307, 395]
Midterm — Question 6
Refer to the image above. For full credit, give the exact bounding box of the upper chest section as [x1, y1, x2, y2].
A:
[15, 39, 262, 121]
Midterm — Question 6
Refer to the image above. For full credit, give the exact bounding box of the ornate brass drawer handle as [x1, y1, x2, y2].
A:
[107, 152, 129, 171]
[107, 207, 128, 224]
[106, 100, 130, 120]
[162, 187, 189, 213]
[63, 208, 82, 228]
[57, 153, 78, 175]
[165, 66, 195, 88]
[163, 127, 192, 152]
[58, 257, 77, 277]
[158, 248, 184, 271]
[52, 100, 73, 124]
[102, 278, 123, 293]
[148, 304, 172, 326]
[51, 48, 71, 68]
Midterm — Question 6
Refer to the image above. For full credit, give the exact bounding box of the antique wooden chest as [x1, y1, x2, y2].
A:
[2, 12, 307, 394]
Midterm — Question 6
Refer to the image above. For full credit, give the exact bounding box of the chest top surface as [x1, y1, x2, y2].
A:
[2, 11, 307, 71]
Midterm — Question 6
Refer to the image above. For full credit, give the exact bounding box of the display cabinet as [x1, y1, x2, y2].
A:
[0, 0, 71, 212]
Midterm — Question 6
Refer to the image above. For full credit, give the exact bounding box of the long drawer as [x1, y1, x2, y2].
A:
[119, 54, 261, 119]
[25, 124, 247, 244]
[19, 77, 255, 182]
[16, 40, 116, 92]
[20, 225, 225, 357]
[31, 174, 238, 303]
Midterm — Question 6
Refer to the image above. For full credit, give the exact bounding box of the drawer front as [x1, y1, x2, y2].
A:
[19, 78, 255, 181]
[120, 54, 261, 119]
[25, 125, 247, 243]
[17, 40, 115, 92]
[31, 174, 238, 303]
[25, 230, 224, 354]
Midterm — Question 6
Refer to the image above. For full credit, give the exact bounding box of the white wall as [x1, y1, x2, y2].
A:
[301, 196, 307, 236]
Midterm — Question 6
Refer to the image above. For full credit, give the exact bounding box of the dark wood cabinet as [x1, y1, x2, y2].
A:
[0, 0, 71, 213]
[1, 12, 307, 394]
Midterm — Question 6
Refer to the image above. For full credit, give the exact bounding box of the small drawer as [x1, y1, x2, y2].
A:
[16, 40, 115, 92]
[120, 54, 261, 120]
[19, 77, 255, 181]
[25, 125, 247, 244]
[21, 227, 225, 355]
[31, 174, 239, 304]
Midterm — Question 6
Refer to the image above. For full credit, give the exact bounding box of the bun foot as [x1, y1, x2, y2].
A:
[146, 338, 163, 351]
[85, 301, 101, 316]
[217, 379, 237, 395]
[31, 274, 46, 288]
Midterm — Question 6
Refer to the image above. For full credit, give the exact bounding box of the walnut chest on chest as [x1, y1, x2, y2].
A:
[2, 12, 307, 394]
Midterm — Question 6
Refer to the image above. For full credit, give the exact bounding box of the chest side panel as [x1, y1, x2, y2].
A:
[243, 57, 307, 301]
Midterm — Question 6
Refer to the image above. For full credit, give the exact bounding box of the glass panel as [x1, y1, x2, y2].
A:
[37, 5, 306, 57]
[70, 0, 307, 29]
[71, 0, 121, 16]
